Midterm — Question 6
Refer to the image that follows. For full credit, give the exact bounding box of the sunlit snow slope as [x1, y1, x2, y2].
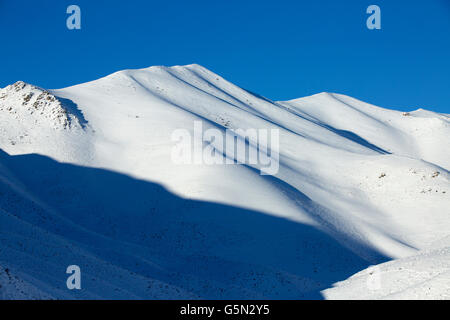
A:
[0, 64, 449, 299]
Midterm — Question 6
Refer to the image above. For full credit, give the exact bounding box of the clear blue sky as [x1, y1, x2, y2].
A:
[1, 0, 449, 113]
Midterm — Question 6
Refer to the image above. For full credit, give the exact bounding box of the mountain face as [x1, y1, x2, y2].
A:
[0, 64, 449, 299]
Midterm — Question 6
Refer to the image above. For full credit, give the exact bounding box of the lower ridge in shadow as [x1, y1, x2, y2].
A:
[0, 149, 389, 299]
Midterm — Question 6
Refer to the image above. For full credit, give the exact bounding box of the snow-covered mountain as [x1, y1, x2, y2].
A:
[0, 64, 449, 299]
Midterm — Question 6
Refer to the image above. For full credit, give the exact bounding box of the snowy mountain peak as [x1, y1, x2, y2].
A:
[0, 81, 85, 130]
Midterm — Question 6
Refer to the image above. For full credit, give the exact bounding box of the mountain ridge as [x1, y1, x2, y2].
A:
[0, 64, 449, 299]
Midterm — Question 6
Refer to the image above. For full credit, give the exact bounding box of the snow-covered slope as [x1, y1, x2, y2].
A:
[0, 64, 449, 299]
[323, 246, 450, 299]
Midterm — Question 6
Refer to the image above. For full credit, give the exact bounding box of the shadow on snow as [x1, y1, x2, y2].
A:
[0, 149, 388, 299]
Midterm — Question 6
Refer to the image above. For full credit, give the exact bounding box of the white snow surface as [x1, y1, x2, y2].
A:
[0, 64, 449, 299]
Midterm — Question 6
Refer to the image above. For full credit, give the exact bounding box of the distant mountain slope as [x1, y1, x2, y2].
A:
[281, 92, 450, 170]
[0, 64, 449, 299]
